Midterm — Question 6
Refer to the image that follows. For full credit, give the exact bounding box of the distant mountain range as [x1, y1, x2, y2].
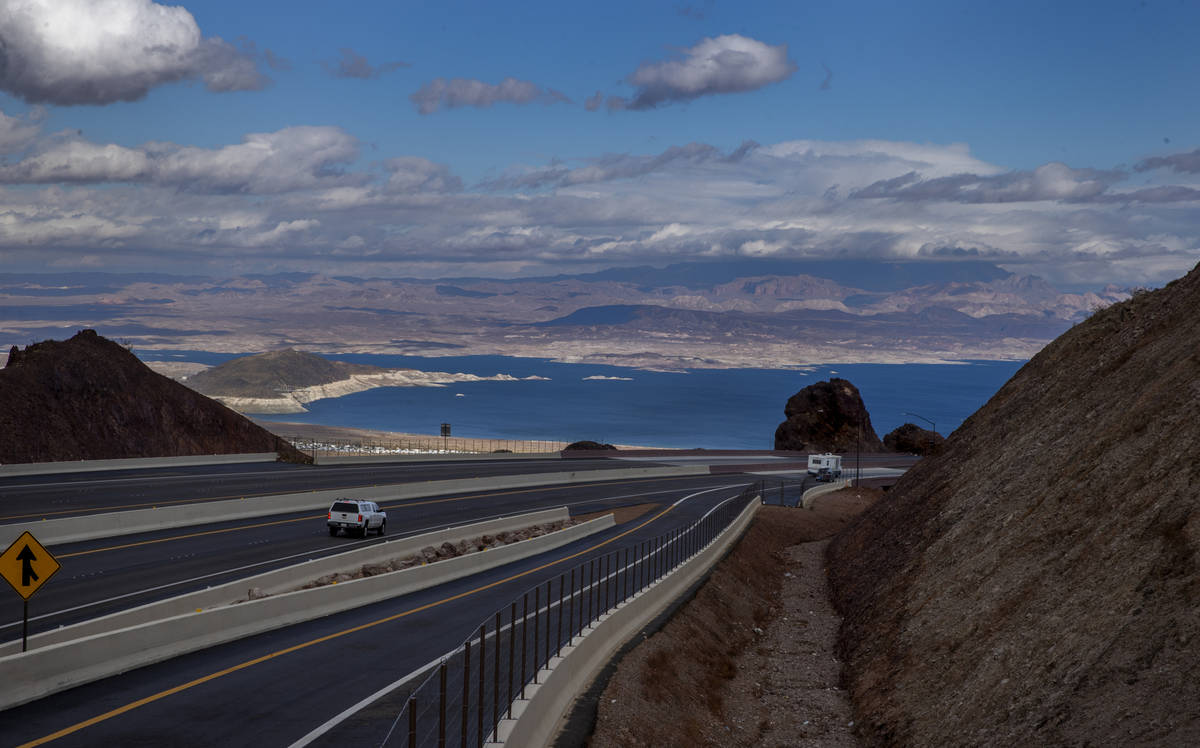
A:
[0, 260, 1130, 369]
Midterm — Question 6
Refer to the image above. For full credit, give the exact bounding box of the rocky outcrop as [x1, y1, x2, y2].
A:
[773, 378, 882, 452]
[882, 422, 944, 455]
[827, 265, 1200, 745]
[0, 330, 309, 465]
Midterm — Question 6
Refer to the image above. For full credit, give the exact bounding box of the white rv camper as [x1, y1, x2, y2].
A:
[807, 453, 843, 481]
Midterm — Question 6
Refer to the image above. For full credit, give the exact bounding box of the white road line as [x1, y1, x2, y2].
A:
[289, 482, 748, 747]
[0, 480, 739, 632]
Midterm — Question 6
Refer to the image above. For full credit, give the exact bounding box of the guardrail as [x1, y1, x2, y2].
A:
[370, 483, 760, 747]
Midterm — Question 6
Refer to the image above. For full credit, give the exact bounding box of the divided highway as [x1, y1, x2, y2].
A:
[0, 457, 760, 747]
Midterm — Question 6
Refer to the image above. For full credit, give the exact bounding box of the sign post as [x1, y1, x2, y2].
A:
[0, 530, 61, 652]
[441, 422, 451, 452]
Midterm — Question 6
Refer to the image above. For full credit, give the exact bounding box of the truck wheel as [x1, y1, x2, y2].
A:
[329, 527, 338, 537]
[361, 525, 369, 539]
[378, 520, 386, 536]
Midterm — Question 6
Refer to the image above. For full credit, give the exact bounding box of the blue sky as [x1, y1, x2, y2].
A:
[1, 0, 1198, 287]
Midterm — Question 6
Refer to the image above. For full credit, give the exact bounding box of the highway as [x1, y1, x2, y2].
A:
[0, 457, 639, 522]
[0, 473, 752, 747]
[0, 472, 735, 641]
[0, 452, 916, 746]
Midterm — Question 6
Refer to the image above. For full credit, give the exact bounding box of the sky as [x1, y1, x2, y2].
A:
[1, 0, 1199, 288]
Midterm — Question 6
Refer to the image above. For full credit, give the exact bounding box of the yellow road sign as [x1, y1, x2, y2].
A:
[0, 531, 61, 600]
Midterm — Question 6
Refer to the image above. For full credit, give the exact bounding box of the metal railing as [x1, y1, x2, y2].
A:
[379, 483, 759, 747]
[282, 436, 570, 457]
[756, 476, 818, 508]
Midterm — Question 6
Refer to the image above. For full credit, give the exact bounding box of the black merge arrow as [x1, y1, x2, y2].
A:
[16, 544, 38, 586]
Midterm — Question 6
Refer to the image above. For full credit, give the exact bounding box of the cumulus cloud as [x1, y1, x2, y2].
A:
[607, 34, 796, 110]
[382, 157, 462, 193]
[1135, 148, 1200, 174]
[324, 48, 409, 79]
[0, 0, 266, 105]
[0, 107, 45, 152]
[410, 77, 571, 114]
[0, 126, 362, 193]
[481, 140, 760, 190]
[3, 135, 1199, 287]
[852, 163, 1123, 203]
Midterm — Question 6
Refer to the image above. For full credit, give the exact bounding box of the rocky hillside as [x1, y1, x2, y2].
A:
[186, 348, 385, 398]
[882, 423, 944, 455]
[827, 267, 1200, 745]
[0, 330, 309, 464]
[774, 378, 883, 452]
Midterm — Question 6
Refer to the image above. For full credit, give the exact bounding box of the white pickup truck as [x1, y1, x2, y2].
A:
[327, 499, 387, 537]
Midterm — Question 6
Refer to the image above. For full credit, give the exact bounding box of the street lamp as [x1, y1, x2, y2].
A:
[903, 411, 937, 436]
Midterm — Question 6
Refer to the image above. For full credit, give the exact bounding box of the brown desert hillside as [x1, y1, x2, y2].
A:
[185, 348, 386, 398]
[827, 266, 1200, 745]
[0, 330, 309, 465]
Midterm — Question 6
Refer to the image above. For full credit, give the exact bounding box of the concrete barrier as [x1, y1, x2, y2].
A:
[0, 512, 615, 710]
[800, 478, 850, 509]
[0, 465, 708, 547]
[494, 494, 760, 747]
[0, 507, 570, 656]
[0, 453, 279, 478]
[315, 452, 561, 465]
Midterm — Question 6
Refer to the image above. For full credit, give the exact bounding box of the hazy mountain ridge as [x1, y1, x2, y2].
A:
[0, 262, 1130, 369]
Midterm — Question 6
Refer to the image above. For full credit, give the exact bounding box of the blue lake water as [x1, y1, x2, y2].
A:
[139, 350, 1024, 449]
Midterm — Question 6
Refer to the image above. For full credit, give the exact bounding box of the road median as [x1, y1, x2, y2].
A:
[0, 508, 615, 711]
[0, 465, 706, 547]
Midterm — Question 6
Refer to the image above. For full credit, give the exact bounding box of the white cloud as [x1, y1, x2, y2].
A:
[0, 0, 265, 105]
[324, 48, 408, 79]
[0, 107, 45, 152]
[2, 135, 1198, 287]
[0, 126, 362, 193]
[410, 77, 571, 115]
[607, 34, 796, 110]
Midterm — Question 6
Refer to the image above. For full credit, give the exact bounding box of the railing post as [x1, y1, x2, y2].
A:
[493, 612, 500, 736]
[478, 624, 485, 748]
[461, 640, 471, 748]
[533, 586, 541, 684]
[507, 602, 515, 718]
[544, 580, 552, 668]
[439, 661, 447, 748]
[409, 696, 417, 748]
[588, 558, 596, 624]
[557, 573, 565, 656]
[568, 567, 575, 642]
[520, 592, 529, 699]
[623, 547, 630, 602]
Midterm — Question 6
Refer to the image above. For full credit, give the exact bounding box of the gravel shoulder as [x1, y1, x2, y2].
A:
[585, 487, 881, 747]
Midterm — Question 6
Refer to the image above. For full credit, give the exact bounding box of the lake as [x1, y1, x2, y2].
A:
[139, 350, 1024, 450]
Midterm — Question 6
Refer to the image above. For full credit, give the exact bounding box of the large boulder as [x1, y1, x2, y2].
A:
[773, 378, 883, 452]
[883, 422, 945, 455]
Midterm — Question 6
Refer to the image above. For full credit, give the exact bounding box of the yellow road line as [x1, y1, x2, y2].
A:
[19, 503, 679, 747]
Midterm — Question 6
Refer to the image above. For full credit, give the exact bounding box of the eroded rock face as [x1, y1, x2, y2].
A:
[0, 329, 309, 465]
[882, 422, 945, 455]
[773, 378, 883, 452]
[827, 265, 1200, 746]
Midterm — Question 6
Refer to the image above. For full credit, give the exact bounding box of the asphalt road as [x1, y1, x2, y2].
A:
[0, 475, 753, 747]
[0, 471, 730, 642]
[0, 457, 640, 522]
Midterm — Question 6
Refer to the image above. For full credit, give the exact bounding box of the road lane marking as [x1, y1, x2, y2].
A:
[1, 483, 708, 632]
[292, 491, 744, 746]
[19, 484, 744, 747]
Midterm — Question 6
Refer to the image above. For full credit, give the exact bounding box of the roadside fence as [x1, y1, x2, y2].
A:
[378, 482, 760, 747]
[757, 476, 818, 508]
[281, 436, 570, 457]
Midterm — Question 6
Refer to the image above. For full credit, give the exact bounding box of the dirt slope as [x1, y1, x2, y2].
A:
[186, 348, 385, 398]
[0, 330, 309, 464]
[827, 266, 1200, 745]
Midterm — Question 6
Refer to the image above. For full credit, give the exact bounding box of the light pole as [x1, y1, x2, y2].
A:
[903, 411, 937, 436]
